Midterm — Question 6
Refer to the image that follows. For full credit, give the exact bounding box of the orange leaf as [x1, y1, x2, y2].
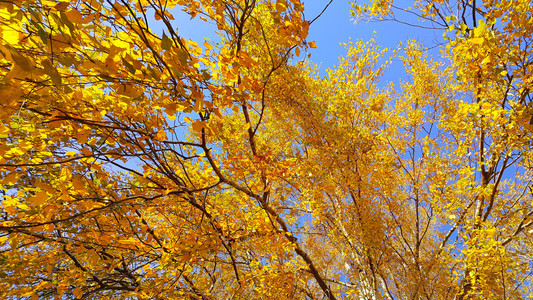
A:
[65, 9, 83, 24]
[28, 190, 48, 206]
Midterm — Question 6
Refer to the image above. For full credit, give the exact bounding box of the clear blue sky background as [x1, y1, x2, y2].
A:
[304, 0, 445, 78]
[169, 0, 446, 84]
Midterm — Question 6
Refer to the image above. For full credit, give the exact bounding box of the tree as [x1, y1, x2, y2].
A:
[0, 0, 531, 299]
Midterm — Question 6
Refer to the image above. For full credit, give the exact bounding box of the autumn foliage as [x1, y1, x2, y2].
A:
[1, 0, 532, 299]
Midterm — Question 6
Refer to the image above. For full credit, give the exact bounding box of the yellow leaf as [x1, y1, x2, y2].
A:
[59, 168, 71, 181]
[16, 203, 30, 210]
[470, 37, 483, 45]
[155, 130, 166, 141]
[203, 41, 213, 51]
[1, 27, 19, 44]
[105, 136, 115, 145]
[119, 237, 138, 245]
[193, 99, 203, 112]
[308, 41, 317, 48]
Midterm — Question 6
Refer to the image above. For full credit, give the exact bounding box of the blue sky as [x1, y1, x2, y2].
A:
[304, 0, 445, 72]
[169, 0, 447, 84]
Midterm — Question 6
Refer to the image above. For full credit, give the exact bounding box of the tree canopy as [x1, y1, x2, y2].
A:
[1, 0, 532, 299]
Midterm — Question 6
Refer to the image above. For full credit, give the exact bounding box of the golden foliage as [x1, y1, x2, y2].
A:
[0, 0, 532, 299]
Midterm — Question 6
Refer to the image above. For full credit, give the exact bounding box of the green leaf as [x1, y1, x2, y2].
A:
[201, 69, 211, 81]
[161, 32, 173, 51]
[60, 11, 75, 33]
[122, 57, 136, 74]
[177, 48, 188, 65]
[37, 27, 48, 45]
